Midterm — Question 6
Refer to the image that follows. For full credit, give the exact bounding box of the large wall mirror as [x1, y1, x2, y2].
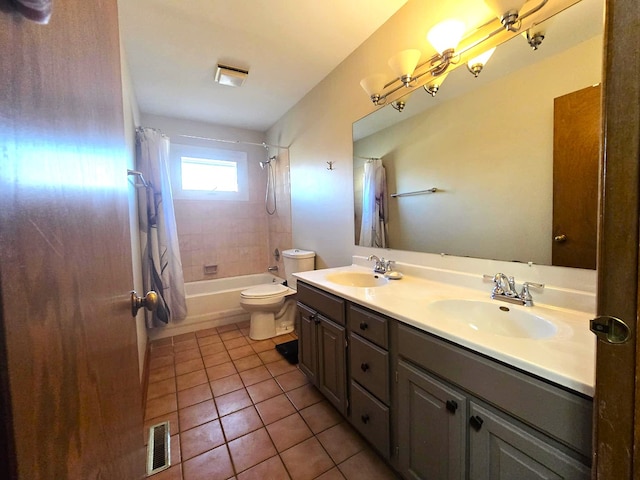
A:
[353, 0, 603, 269]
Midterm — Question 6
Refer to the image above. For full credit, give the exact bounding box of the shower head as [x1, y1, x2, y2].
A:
[259, 156, 277, 169]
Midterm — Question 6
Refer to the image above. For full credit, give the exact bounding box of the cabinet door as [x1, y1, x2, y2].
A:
[397, 360, 467, 480]
[317, 315, 347, 414]
[469, 402, 590, 480]
[297, 303, 317, 384]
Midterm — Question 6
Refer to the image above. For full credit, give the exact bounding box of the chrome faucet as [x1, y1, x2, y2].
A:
[367, 255, 391, 274]
[484, 273, 544, 307]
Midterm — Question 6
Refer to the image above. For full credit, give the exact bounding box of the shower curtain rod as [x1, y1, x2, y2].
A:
[177, 134, 288, 150]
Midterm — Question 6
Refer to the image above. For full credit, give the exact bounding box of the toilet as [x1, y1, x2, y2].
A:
[240, 248, 315, 340]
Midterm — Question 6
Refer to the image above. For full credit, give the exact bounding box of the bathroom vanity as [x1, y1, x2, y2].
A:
[294, 265, 594, 480]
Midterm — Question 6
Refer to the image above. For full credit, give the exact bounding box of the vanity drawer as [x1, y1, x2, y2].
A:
[350, 380, 390, 459]
[296, 281, 345, 325]
[349, 333, 389, 404]
[348, 305, 388, 348]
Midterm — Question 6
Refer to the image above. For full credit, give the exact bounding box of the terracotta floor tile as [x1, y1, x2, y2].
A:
[203, 351, 231, 368]
[317, 422, 366, 464]
[246, 378, 283, 404]
[175, 357, 205, 376]
[151, 337, 173, 348]
[299, 401, 342, 434]
[174, 347, 202, 364]
[315, 467, 346, 480]
[286, 384, 324, 411]
[173, 338, 199, 353]
[237, 455, 290, 480]
[251, 339, 277, 353]
[220, 329, 244, 341]
[151, 464, 182, 480]
[215, 388, 253, 417]
[177, 383, 213, 409]
[228, 345, 255, 360]
[258, 349, 283, 364]
[197, 333, 222, 346]
[180, 419, 225, 461]
[227, 427, 277, 473]
[275, 369, 308, 392]
[280, 437, 334, 480]
[145, 392, 177, 420]
[224, 336, 250, 350]
[233, 354, 263, 372]
[206, 361, 237, 381]
[200, 341, 227, 357]
[275, 333, 297, 343]
[220, 405, 264, 441]
[266, 412, 313, 452]
[182, 444, 234, 480]
[217, 323, 239, 333]
[240, 326, 250, 336]
[150, 344, 174, 359]
[210, 374, 245, 397]
[169, 433, 181, 465]
[195, 327, 219, 338]
[149, 354, 174, 371]
[266, 359, 298, 377]
[337, 449, 398, 480]
[173, 332, 197, 344]
[176, 369, 208, 391]
[255, 394, 296, 425]
[239, 365, 272, 387]
[149, 364, 176, 384]
[179, 399, 218, 431]
[147, 377, 177, 400]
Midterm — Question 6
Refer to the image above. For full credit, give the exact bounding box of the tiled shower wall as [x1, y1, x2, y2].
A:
[174, 148, 293, 283]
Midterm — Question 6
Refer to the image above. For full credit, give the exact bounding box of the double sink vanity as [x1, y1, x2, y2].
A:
[293, 259, 595, 480]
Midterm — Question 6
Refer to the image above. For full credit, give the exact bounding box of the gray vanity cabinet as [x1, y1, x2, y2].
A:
[397, 360, 467, 480]
[296, 281, 347, 415]
[347, 305, 391, 459]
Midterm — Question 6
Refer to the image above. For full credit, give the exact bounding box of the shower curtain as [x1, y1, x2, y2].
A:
[359, 158, 388, 248]
[136, 127, 187, 327]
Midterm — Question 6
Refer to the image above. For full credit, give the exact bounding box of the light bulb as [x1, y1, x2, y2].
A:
[427, 20, 466, 55]
[360, 74, 387, 103]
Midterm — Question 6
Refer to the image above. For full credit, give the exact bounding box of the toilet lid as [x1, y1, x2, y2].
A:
[241, 283, 289, 298]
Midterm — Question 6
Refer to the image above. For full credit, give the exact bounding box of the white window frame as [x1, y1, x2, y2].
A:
[170, 143, 249, 201]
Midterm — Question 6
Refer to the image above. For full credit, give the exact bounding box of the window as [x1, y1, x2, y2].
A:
[171, 143, 248, 201]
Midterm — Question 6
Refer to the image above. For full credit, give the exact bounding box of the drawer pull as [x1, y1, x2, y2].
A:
[446, 400, 458, 414]
[360, 362, 370, 372]
[359, 321, 368, 330]
[361, 414, 370, 424]
[469, 415, 484, 431]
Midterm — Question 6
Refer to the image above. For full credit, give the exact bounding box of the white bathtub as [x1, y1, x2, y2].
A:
[147, 273, 285, 340]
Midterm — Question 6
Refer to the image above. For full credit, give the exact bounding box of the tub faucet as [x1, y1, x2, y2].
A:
[267, 265, 279, 272]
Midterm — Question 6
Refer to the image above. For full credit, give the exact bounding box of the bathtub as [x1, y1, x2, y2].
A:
[147, 273, 285, 340]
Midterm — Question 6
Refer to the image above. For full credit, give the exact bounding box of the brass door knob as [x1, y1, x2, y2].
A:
[130, 290, 158, 317]
[554, 234, 567, 243]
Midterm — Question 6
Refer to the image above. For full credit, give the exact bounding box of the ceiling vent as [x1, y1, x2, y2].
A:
[214, 64, 249, 87]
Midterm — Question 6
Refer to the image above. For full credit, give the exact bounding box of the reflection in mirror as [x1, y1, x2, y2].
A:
[353, 0, 603, 268]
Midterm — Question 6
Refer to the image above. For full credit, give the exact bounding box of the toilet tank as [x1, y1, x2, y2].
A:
[282, 248, 315, 290]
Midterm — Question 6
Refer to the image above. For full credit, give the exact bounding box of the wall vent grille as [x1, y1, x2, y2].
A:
[146, 421, 171, 476]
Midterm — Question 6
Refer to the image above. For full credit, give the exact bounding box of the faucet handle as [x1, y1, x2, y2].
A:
[520, 282, 545, 306]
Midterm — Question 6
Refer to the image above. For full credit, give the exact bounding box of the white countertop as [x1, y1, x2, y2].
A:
[294, 264, 596, 397]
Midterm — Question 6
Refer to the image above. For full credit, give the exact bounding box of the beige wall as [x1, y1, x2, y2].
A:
[354, 36, 602, 265]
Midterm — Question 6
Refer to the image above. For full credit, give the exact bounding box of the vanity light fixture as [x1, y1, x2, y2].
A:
[359, 0, 550, 107]
[524, 18, 552, 50]
[483, 0, 527, 31]
[391, 100, 406, 112]
[467, 47, 496, 77]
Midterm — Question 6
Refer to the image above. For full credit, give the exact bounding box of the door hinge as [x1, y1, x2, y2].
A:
[395, 371, 399, 383]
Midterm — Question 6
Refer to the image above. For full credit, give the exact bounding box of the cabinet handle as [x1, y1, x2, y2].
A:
[361, 414, 370, 424]
[446, 400, 458, 414]
[359, 321, 368, 330]
[469, 415, 484, 431]
[360, 362, 369, 372]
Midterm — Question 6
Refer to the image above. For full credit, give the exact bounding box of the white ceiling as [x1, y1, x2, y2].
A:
[118, 0, 408, 132]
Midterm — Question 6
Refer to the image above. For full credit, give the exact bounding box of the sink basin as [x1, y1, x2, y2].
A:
[426, 299, 557, 339]
[325, 271, 388, 287]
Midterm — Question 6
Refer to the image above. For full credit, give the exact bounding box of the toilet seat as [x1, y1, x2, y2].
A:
[241, 283, 289, 299]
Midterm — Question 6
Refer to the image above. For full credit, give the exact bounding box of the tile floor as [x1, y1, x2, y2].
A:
[144, 320, 399, 480]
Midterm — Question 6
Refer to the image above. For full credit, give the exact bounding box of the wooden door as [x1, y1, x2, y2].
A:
[552, 84, 601, 269]
[0, 1, 145, 478]
[593, 0, 640, 478]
